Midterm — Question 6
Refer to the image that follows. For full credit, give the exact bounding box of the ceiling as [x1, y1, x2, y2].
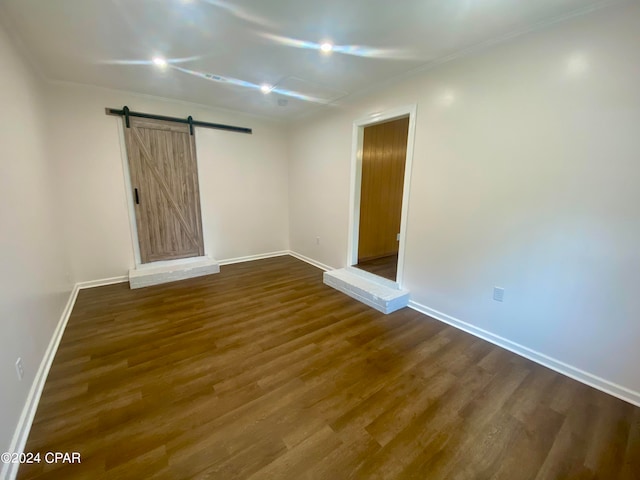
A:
[0, 0, 616, 119]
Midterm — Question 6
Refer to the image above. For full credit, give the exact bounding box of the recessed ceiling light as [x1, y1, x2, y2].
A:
[152, 57, 167, 68]
[320, 42, 333, 53]
[260, 84, 273, 94]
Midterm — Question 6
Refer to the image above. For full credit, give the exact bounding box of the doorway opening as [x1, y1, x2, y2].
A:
[347, 106, 416, 286]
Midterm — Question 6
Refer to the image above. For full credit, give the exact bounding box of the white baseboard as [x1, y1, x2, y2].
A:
[409, 300, 640, 408]
[1, 284, 80, 480]
[288, 251, 334, 272]
[76, 275, 128, 289]
[219, 251, 289, 266]
[219, 250, 335, 272]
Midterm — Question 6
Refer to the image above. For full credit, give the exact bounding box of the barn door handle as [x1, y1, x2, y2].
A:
[134, 188, 140, 205]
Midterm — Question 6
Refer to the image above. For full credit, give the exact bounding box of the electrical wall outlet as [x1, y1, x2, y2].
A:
[15, 358, 24, 381]
[396, 233, 400, 241]
[493, 287, 505, 302]
[316, 236, 320, 245]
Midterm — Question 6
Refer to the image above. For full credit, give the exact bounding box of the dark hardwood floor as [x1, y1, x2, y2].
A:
[355, 254, 398, 281]
[18, 256, 640, 479]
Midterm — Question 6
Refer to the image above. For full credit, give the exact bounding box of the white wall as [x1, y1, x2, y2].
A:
[288, 3, 640, 396]
[0, 24, 71, 453]
[46, 83, 290, 282]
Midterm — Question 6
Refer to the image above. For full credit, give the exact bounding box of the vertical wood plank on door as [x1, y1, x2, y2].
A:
[124, 117, 204, 263]
[358, 116, 409, 262]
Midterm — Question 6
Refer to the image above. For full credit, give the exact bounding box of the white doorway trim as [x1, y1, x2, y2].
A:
[346, 104, 417, 288]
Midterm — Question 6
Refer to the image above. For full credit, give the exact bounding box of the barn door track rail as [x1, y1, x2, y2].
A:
[105, 106, 252, 135]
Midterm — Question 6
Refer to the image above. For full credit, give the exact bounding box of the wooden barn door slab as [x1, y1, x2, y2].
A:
[358, 116, 409, 263]
[124, 117, 204, 264]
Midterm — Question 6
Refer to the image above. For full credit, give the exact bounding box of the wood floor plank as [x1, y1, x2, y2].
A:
[17, 255, 640, 479]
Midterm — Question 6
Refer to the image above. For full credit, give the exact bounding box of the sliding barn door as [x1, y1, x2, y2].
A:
[124, 117, 204, 264]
